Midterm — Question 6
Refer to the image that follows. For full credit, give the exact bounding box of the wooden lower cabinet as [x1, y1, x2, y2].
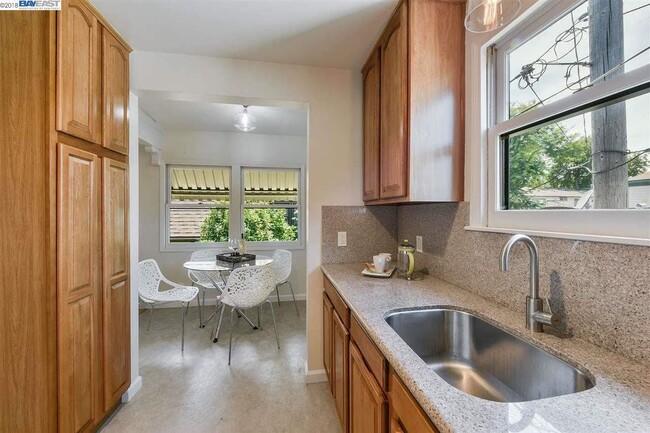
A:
[349, 343, 387, 433]
[389, 418, 405, 433]
[333, 310, 350, 431]
[323, 293, 334, 388]
[57, 144, 103, 433]
[323, 275, 439, 433]
[388, 370, 439, 433]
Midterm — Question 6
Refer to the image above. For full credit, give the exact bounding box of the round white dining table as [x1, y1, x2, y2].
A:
[182, 255, 274, 340]
[183, 255, 273, 274]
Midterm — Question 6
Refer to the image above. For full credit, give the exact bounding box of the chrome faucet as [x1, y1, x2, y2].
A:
[500, 234, 559, 332]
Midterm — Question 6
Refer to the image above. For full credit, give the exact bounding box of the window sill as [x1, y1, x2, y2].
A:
[464, 225, 650, 247]
[160, 242, 305, 253]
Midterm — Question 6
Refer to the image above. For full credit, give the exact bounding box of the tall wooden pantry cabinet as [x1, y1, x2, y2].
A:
[0, 1, 132, 432]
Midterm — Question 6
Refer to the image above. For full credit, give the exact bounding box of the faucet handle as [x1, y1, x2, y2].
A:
[536, 298, 560, 328]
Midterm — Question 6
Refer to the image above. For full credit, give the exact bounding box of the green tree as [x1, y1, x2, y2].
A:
[199, 207, 297, 242]
[199, 208, 229, 242]
[507, 102, 649, 209]
[243, 209, 297, 242]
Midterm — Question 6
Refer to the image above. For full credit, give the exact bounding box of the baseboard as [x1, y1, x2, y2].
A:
[122, 376, 142, 402]
[144, 293, 306, 310]
[304, 362, 328, 384]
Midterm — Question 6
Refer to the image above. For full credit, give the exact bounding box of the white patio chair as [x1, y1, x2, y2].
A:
[138, 259, 199, 351]
[271, 249, 299, 316]
[220, 265, 280, 365]
[188, 248, 226, 326]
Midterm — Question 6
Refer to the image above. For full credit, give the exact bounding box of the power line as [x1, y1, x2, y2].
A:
[523, 148, 650, 192]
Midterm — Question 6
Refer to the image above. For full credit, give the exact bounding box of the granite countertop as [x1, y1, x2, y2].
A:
[321, 263, 650, 433]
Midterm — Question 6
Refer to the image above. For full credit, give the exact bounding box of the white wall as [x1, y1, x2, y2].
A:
[139, 129, 308, 298]
[138, 108, 165, 149]
[131, 51, 364, 376]
[125, 93, 142, 401]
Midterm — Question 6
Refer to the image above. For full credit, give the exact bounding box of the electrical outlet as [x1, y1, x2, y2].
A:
[337, 231, 347, 247]
[416, 235, 423, 253]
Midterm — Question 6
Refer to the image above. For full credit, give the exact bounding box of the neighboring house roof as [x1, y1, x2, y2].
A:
[169, 208, 211, 240]
[630, 170, 650, 181]
[529, 189, 585, 198]
[630, 170, 650, 187]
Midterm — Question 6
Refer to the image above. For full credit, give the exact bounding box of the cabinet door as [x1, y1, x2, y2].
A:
[349, 343, 386, 433]
[389, 418, 405, 433]
[56, 0, 102, 143]
[389, 371, 439, 433]
[323, 293, 334, 391]
[379, 2, 408, 200]
[57, 144, 102, 433]
[362, 49, 381, 202]
[332, 310, 350, 432]
[102, 158, 130, 411]
[102, 28, 129, 155]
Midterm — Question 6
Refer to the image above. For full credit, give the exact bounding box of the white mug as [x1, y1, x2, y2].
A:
[373, 255, 387, 273]
[379, 253, 392, 262]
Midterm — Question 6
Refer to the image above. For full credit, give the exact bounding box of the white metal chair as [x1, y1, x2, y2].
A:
[188, 249, 226, 327]
[138, 259, 199, 351]
[219, 265, 280, 365]
[271, 249, 299, 316]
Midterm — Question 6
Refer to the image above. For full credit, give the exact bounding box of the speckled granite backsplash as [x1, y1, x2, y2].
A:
[321, 206, 397, 264]
[321, 203, 650, 365]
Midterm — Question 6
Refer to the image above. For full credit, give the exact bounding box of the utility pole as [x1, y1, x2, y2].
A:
[589, 0, 628, 209]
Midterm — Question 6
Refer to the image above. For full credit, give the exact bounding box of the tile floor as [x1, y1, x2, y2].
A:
[100, 301, 341, 433]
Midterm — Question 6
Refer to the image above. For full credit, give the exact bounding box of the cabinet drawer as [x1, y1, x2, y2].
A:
[351, 315, 388, 391]
[389, 370, 439, 433]
[323, 275, 350, 328]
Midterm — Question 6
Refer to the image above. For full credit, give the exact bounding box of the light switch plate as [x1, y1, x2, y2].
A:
[416, 235, 423, 253]
[338, 231, 347, 247]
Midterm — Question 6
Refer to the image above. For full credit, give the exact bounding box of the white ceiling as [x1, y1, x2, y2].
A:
[92, 0, 398, 69]
[139, 95, 308, 136]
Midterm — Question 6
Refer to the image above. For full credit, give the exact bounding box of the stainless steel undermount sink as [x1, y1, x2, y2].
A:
[385, 308, 594, 402]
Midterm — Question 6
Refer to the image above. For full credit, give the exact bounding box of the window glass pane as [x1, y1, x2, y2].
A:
[508, 0, 650, 118]
[169, 208, 229, 243]
[170, 167, 230, 205]
[502, 91, 650, 210]
[243, 208, 298, 242]
[243, 169, 299, 205]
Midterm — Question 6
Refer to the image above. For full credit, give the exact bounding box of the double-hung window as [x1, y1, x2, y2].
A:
[241, 168, 301, 245]
[486, 0, 650, 242]
[166, 165, 231, 245]
[163, 165, 303, 250]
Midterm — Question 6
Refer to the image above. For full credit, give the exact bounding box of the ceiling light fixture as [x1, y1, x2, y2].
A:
[234, 105, 257, 132]
[464, 0, 521, 33]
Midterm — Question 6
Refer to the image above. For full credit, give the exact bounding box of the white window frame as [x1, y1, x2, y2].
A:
[240, 166, 305, 250]
[467, 0, 650, 246]
[162, 164, 232, 251]
[161, 163, 305, 252]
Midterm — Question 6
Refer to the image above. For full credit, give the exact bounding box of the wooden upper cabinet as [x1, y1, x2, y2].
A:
[362, 49, 381, 202]
[362, 0, 465, 204]
[57, 0, 102, 144]
[349, 342, 387, 433]
[102, 28, 130, 155]
[102, 158, 130, 412]
[57, 144, 102, 433]
[379, 1, 408, 200]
